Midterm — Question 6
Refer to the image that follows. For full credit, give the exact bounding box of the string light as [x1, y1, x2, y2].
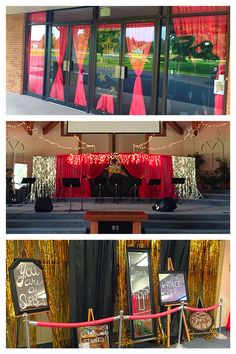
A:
[133, 121, 229, 152]
[6, 122, 26, 129]
[6, 121, 95, 152]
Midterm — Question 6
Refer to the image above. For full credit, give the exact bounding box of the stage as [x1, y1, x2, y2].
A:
[6, 192, 230, 234]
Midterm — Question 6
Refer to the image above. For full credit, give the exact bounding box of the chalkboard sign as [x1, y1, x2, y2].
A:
[158, 271, 188, 305]
[77, 325, 110, 348]
[9, 258, 49, 315]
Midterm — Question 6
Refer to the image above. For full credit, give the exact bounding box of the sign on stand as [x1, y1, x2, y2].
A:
[9, 258, 49, 316]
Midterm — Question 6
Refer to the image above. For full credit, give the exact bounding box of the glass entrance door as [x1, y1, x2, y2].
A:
[122, 22, 155, 115]
[94, 24, 122, 114]
[48, 24, 91, 110]
[94, 22, 155, 115]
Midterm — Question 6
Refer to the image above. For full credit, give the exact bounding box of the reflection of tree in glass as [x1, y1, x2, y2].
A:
[97, 30, 120, 58]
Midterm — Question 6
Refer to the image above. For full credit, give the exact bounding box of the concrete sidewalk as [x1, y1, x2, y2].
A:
[6, 92, 88, 115]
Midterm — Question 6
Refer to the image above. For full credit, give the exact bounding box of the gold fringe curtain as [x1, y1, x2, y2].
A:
[202, 241, 221, 308]
[37, 241, 70, 348]
[188, 240, 221, 314]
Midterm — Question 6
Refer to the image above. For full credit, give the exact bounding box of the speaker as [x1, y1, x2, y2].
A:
[35, 197, 53, 212]
[152, 198, 177, 212]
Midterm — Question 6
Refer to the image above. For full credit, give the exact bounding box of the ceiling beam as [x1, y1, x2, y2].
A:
[167, 122, 184, 135]
[192, 121, 202, 136]
[23, 121, 34, 135]
[43, 122, 59, 135]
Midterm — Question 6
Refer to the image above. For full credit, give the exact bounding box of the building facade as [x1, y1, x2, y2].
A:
[6, 6, 230, 115]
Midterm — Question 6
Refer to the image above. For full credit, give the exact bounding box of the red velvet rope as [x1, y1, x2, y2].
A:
[184, 303, 220, 312]
[30, 303, 221, 328]
[126, 306, 181, 320]
[33, 316, 116, 328]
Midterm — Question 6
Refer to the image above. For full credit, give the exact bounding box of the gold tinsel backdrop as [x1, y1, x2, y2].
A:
[6, 240, 222, 348]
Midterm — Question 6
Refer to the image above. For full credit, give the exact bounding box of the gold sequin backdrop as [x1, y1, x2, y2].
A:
[6, 240, 70, 348]
[6, 240, 222, 348]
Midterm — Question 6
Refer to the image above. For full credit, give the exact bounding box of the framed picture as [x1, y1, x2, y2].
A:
[77, 324, 110, 348]
[9, 258, 49, 316]
[158, 271, 188, 305]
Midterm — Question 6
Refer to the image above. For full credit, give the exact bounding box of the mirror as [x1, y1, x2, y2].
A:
[126, 249, 156, 341]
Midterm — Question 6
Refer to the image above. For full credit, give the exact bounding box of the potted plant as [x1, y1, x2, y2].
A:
[202, 171, 217, 190]
[215, 158, 230, 190]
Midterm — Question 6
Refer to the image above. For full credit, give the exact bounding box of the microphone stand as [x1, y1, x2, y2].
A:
[80, 176, 86, 212]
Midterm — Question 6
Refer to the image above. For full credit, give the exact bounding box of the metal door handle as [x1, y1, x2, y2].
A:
[120, 66, 128, 79]
[63, 60, 68, 71]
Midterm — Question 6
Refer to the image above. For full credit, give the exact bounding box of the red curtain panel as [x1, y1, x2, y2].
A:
[226, 313, 230, 331]
[126, 22, 154, 115]
[28, 11, 46, 24]
[172, 7, 228, 115]
[50, 26, 68, 101]
[27, 26, 45, 95]
[56, 153, 174, 198]
[72, 25, 90, 106]
[171, 6, 229, 14]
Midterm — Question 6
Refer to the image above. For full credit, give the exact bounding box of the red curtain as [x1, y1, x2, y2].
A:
[56, 153, 174, 199]
[171, 6, 229, 14]
[120, 153, 147, 197]
[226, 313, 230, 331]
[27, 26, 45, 95]
[56, 154, 110, 198]
[50, 26, 68, 101]
[72, 25, 90, 106]
[172, 10, 228, 115]
[28, 12, 46, 24]
[126, 22, 154, 115]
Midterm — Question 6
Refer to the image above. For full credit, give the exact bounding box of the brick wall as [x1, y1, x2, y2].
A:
[6, 14, 26, 94]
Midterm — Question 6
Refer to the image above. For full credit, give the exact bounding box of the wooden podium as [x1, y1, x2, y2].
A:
[84, 211, 148, 234]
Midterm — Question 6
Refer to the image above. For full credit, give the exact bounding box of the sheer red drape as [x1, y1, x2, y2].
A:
[142, 154, 175, 198]
[171, 6, 229, 14]
[56, 155, 110, 197]
[126, 22, 154, 115]
[28, 12, 46, 24]
[226, 313, 230, 331]
[72, 25, 90, 106]
[57, 153, 174, 198]
[27, 26, 45, 95]
[172, 9, 228, 115]
[119, 153, 147, 197]
[50, 26, 68, 101]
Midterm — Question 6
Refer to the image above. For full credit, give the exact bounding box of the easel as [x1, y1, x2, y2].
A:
[87, 308, 95, 322]
[165, 258, 190, 348]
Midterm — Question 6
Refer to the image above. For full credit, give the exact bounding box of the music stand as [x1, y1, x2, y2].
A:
[131, 178, 141, 203]
[93, 177, 106, 203]
[171, 177, 185, 203]
[110, 174, 124, 204]
[148, 179, 161, 199]
[21, 177, 36, 203]
[62, 178, 80, 213]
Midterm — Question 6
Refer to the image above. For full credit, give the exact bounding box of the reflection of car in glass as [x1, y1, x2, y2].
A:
[211, 66, 218, 80]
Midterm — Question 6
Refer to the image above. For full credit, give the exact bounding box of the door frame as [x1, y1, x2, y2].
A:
[91, 17, 161, 115]
[45, 20, 93, 112]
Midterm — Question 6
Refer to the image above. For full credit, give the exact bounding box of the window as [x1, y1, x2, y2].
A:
[14, 164, 28, 190]
[167, 13, 228, 115]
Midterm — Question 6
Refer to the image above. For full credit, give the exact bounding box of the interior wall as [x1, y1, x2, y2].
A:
[149, 122, 230, 172]
[6, 121, 230, 176]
